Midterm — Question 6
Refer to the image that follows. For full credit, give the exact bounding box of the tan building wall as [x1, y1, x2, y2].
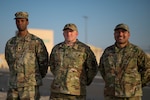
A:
[28, 28, 54, 55]
[0, 54, 8, 69]
[89, 45, 103, 63]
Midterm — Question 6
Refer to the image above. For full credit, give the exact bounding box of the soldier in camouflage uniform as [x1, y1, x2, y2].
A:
[5, 11, 48, 100]
[99, 23, 150, 100]
[49, 23, 98, 100]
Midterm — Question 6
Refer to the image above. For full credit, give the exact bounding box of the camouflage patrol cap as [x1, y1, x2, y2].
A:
[114, 23, 130, 32]
[14, 11, 28, 19]
[63, 23, 78, 32]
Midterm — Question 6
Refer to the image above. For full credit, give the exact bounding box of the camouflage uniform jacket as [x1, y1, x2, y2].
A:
[49, 39, 98, 95]
[99, 42, 150, 97]
[5, 33, 48, 88]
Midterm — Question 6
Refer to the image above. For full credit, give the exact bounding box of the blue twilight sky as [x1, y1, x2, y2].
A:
[0, 0, 150, 53]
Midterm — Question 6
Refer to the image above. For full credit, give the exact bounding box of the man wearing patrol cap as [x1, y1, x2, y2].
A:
[99, 23, 150, 100]
[14, 11, 29, 19]
[114, 23, 130, 32]
[5, 11, 48, 100]
[63, 23, 78, 32]
[49, 23, 98, 100]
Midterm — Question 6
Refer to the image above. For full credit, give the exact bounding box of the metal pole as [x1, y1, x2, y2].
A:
[83, 16, 88, 44]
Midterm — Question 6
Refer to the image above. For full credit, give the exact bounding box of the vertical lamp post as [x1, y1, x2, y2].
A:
[83, 16, 88, 44]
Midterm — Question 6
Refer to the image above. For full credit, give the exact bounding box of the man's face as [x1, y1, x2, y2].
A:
[63, 29, 78, 43]
[114, 29, 130, 45]
[16, 18, 28, 31]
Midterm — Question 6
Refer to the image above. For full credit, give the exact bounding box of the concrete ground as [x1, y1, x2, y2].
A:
[0, 69, 150, 100]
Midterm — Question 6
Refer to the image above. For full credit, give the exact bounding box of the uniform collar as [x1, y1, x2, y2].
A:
[60, 39, 79, 50]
